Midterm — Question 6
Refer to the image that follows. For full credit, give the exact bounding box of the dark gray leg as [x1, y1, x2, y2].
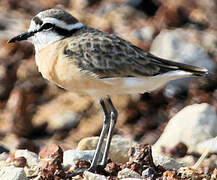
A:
[100, 96, 118, 167]
[88, 98, 111, 172]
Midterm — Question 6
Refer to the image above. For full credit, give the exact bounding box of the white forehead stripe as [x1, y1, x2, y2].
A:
[28, 20, 40, 32]
[42, 17, 84, 31]
[69, 22, 84, 30]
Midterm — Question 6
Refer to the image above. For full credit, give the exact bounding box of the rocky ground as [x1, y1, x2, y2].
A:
[0, 0, 217, 179]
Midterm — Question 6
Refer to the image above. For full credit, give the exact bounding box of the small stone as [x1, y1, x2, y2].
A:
[39, 144, 65, 179]
[38, 144, 64, 179]
[13, 157, 27, 168]
[211, 168, 217, 180]
[123, 144, 157, 174]
[117, 168, 141, 179]
[152, 153, 185, 170]
[177, 167, 203, 179]
[15, 149, 39, 167]
[78, 135, 136, 163]
[105, 162, 121, 176]
[39, 144, 63, 160]
[0, 166, 27, 180]
[23, 165, 39, 177]
[74, 159, 90, 170]
[63, 149, 98, 169]
[162, 170, 176, 178]
[142, 167, 157, 179]
[83, 170, 107, 180]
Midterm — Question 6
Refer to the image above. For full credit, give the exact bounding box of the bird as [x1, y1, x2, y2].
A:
[8, 8, 208, 175]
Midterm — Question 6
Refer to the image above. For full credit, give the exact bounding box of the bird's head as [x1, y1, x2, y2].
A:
[8, 8, 84, 51]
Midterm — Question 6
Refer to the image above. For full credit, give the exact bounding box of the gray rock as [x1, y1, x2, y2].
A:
[152, 153, 185, 170]
[153, 103, 217, 152]
[150, 29, 216, 97]
[83, 171, 107, 180]
[117, 168, 141, 179]
[63, 149, 99, 169]
[0, 166, 27, 180]
[15, 149, 39, 167]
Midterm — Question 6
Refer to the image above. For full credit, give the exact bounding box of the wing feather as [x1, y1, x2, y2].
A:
[63, 26, 207, 78]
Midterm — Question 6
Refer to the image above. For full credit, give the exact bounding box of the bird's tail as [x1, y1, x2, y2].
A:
[147, 53, 208, 76]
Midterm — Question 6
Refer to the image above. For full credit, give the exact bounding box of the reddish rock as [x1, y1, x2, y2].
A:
[39, 144, 65, 179]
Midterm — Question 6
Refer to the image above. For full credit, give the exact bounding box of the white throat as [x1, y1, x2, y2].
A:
[30, 31, 64, 52]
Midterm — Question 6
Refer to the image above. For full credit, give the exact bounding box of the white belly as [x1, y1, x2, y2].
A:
[84, 70, 192, 96]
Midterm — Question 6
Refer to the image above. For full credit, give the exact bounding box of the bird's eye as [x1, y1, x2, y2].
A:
[41, 23, 54, 30]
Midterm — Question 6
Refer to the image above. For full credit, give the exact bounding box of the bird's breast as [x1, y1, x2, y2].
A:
[35, 41, 114, 96]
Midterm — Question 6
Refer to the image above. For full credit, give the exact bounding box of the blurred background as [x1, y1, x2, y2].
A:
[0, 0, 216, 155]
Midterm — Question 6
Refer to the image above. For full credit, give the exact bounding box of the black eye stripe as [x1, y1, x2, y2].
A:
[41, 23, 54, 30]
[51, 25, 84, 37]
[53, 26, 78, 36]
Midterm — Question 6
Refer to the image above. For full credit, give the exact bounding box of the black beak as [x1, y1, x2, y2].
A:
[8, 31, 36, 43]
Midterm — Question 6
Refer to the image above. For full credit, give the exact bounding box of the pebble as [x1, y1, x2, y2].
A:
[0, 166, 27, 180]
[117, 168, 141, 179]
[152, 153, 185, 170]
[15, 149, 39, 167]
[142, 167, 157, 179]
[63, 149, 98, 169]
[83, 171, 107, 180]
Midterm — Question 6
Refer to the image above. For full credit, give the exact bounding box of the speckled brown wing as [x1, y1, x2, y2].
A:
[63, 26, 162, 78]
[63, 26, 207, 79]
